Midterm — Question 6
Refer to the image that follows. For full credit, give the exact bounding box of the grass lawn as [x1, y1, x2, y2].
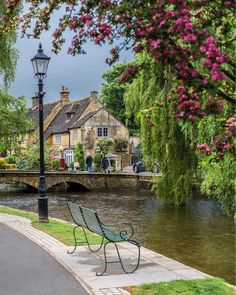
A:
[128, 278, 236, 295]
[0, 206, 103, 245]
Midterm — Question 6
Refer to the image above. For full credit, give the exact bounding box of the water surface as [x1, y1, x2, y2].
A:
[0, 185, 234, 284]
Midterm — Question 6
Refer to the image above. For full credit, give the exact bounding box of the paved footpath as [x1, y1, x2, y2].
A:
[0, 212, 212, 295]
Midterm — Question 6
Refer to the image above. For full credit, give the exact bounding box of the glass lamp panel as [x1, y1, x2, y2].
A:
[37, 59, 47, 75]
[31, 58, 38, 76]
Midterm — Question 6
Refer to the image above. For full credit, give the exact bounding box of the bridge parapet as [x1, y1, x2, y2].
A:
[0, 171, 157, 190]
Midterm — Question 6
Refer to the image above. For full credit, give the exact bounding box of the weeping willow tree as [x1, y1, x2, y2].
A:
[125, 52, 197, 206]
[0, 1, 18, 88]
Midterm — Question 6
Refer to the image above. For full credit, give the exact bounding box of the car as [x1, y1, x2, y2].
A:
[133, 160, 145, 173]
[133, 160, 159, 173]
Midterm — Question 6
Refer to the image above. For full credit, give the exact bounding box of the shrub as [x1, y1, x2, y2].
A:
[5, 155, 16, 164]
[3, 163, 11, 169]
[96, 138, 113, 154]
[0, 158, 6, 169]
[20, 141, 51, 170]
[94, 153, 102, 171]
[16, 159, 26, 170]
[52, 159, 60, 170]
[69, 162, 74, 169]
[114, 137, 128, 152]
[74, 142, 85, 170]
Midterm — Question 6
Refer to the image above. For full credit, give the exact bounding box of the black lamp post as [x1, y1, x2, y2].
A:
[31, 44, 50, 222]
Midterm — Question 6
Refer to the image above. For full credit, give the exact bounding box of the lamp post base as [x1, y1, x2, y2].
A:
[38, 197, 49, 222]
[38, 175, 49, 222]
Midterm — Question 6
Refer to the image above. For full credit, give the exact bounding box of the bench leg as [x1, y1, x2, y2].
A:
[82, 227, 104, 253]
[96, 241, 141, 276]
[67, 226, 79, 254]
[67, 226, 104, 255]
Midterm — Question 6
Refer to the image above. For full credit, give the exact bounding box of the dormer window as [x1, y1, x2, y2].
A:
[66, 112, 74, 120]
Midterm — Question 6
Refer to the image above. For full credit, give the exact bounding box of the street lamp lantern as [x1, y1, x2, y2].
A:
[31, 43, 50, 79]
[31, 44, 50, 222]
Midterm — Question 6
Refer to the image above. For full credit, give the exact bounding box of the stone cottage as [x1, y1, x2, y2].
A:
[25, 87, 130, 170]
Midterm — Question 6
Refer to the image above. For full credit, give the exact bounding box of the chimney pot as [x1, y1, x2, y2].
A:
[90, 91, 98, 99]
[60, 86, 70, 103]
[31, 95, 39, 108]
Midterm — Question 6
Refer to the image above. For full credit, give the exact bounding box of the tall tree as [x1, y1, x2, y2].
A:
[125, 52, 197, 206]
[0, 2, 32, 154]
[0, 90, 32, 154]
[1, 0, 234, 155]
[125, 51, 235, 215]
[0, 1, 18, 88]
[100, 62, 139, 133]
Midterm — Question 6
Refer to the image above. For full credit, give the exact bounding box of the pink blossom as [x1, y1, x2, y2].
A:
[177, 86, 185, 95]
[188, 114, 196, 121]
[202, 59, 212, 68]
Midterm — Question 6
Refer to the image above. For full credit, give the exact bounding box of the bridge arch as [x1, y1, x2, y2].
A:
[48, 181, 89, 192]
[0, 177, 38, 190]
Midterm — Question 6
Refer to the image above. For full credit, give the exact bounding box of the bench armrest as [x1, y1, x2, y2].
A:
[101, 222, 134, 240]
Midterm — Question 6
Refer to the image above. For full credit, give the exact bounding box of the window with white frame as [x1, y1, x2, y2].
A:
[55, 134, 61, 145]
[64, 149, 74, 165]
[97, 127, 108, 137]
[73, 129, 78, 140]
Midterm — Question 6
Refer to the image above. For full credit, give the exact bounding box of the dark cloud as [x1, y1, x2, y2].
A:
[9, 28, 133, 106]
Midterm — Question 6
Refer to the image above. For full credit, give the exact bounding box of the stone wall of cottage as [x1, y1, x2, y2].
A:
[51, 133, 70, 149]
[69, 128, 82, 147]
[80, 108, 129, 158]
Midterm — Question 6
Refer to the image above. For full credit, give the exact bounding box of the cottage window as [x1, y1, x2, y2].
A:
[55, 134, 61, 145]
[97, 127, 108, 137]
[73, 129, 78, 140]
[103, 127, 108, 137]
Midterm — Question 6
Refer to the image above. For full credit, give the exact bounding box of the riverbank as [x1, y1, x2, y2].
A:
[0, 189, 234, 285]
[0, 206, 235, 295]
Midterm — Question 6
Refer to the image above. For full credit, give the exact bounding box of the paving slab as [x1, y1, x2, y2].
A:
[0, 212, 212, 295]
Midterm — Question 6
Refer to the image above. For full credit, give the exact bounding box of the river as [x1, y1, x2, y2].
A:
[0, 184, 235, 285]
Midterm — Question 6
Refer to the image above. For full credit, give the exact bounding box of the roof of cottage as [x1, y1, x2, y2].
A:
[26, 102, 58, 130]
[70, 108, 102, 129]
[43, 96, 91, 139]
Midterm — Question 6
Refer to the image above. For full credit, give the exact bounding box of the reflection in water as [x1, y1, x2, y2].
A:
[0, 185, 235, 285]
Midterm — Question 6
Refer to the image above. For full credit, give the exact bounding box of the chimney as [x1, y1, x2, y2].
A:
[90, 90, 98, 99]
[60, 86, 70, 103]
[31, 93, 39, 108]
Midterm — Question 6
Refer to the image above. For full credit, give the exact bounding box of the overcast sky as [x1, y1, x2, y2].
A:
[9, 11, 133, 106]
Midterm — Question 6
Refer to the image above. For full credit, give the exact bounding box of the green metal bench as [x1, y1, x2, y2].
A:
[67, 202, 141, 276]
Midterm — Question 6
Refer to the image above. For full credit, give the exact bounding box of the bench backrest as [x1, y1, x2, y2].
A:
[67, 202, 87, 228]
[79, 206, 104, 236]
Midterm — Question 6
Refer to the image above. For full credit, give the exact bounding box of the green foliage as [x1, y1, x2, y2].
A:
[125, 53, 197, 205]
[0, 1, 18, 88]
[5, 155, 16, 164]
[94, 153, 102, 170]
[0, 90, 33, 154]
[74, 142, 85, 170]
[100, 62, 139, 134]
[69, 162, 74, 169]
[52, 159, 60, 171]
[96, 138, 114, 155]
[0, 158, 6, 169]
[129, 278, 236, 295]
[200, 154, 236, 216]
[114, 137, 128, 152]
[20, 141, 51, 170]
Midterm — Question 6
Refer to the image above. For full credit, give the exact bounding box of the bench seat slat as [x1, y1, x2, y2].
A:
[80, 206, 104, 236]
[67, 202, 87, 228]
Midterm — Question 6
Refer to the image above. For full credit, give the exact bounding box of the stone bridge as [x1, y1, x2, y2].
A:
[0, 171, 156, 191]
